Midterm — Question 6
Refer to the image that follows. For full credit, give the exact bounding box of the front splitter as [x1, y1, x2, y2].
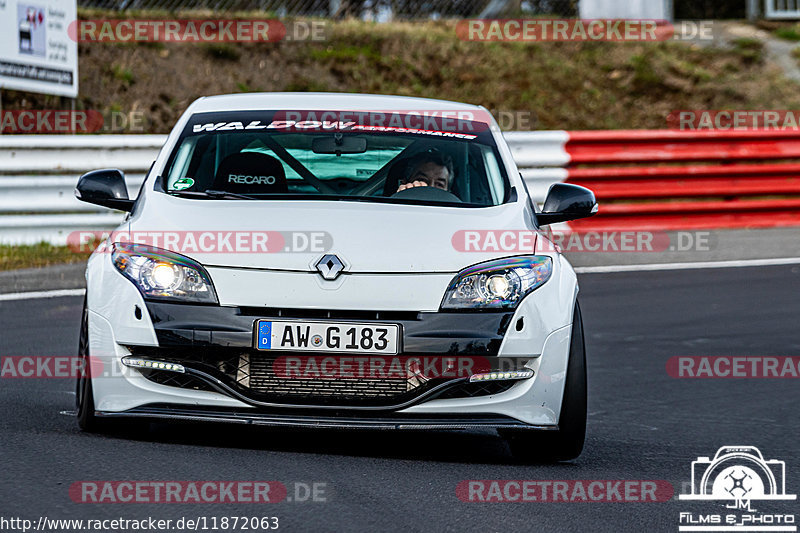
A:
[95, 405, 556, 431]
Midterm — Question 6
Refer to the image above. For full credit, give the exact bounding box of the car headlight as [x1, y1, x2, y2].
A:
[441, 256, 552, 309]
[111, 243, 218, 304]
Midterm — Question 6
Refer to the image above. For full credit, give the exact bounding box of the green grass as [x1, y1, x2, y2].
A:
[775, 26, 800, 41]
[0, 243, 87, 271]
[309, 43, 382, 62]
[731, 38, 764, 64]
[629, 52, 660, 87]
[110, 64, 135, 85]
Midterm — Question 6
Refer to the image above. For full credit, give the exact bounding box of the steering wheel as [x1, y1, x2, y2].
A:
[391, 186, 462, 203]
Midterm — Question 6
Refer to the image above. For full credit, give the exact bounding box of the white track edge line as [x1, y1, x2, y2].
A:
[0, 288, 86, 302]
[574, 257, 800, 273]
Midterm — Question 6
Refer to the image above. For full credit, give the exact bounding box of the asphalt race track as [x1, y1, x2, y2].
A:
[1, 265, 798, 532]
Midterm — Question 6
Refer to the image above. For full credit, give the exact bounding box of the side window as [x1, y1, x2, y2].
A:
[466, 145, 491, 205]
[194, 141, 218, 186]
[166, 137, 197, 189]
[480, 146, 504, 205]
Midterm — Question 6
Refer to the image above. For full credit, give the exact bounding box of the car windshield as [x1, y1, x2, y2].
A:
[162, 110, 510, 207]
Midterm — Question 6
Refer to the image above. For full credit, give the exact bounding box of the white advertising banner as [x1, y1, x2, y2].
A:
[0, 0, 78, 97]
[579, 0, 672, 21]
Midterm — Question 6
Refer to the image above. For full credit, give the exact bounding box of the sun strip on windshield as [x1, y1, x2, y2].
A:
[190, 119, 479, 140]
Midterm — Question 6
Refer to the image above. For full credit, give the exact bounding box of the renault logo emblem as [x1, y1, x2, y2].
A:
[315, 254, 345, 280]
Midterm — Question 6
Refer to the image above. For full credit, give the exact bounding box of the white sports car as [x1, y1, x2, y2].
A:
[75, 93, 597, 461]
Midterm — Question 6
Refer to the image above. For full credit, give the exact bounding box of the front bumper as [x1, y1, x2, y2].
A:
[85, 252, 578, 427]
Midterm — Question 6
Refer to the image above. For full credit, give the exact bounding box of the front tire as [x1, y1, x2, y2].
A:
[504, 301, 587, 462]
[76, 297, 104, 432]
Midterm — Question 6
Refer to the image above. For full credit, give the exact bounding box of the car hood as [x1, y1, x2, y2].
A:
[127, 194, 536, 273]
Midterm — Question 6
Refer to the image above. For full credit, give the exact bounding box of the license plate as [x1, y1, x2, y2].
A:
[255, 320, 400, 354]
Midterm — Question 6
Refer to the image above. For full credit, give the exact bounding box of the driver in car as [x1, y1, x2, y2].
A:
[396, 151, 454, 193]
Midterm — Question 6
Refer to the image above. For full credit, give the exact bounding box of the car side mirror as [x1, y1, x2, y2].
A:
[75, 169, 135, 212]
[536, 183, 598, 226]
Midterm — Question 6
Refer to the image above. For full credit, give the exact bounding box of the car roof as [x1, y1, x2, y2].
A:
[188, 92, 485, 113]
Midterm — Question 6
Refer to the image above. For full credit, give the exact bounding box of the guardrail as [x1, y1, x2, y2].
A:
[0, 136, 160, 245]
[2, 130, 800, 244]
[555, 130, 800, 231]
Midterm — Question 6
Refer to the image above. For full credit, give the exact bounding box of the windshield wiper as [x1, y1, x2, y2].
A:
[205, 189, 257, 200]
[168, 189, 257, 200]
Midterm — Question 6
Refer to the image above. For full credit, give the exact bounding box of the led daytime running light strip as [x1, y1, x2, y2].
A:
[469, 370, 534, 382]
[122, 357, 185, 373]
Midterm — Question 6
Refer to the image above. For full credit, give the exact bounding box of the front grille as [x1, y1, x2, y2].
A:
[130, 347, 446, 406]
[242, 353, 411, 399]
